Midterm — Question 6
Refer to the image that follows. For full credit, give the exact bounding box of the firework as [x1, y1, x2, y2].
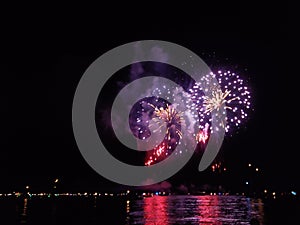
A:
[150, 104, 183, 140]
[196, 123, 209, 144]
[128, 94, 187, 166]
[144, 104, 184, 166]
[191, 70, 251, 134]
[136, 70, 251, 166]
[137, 83, 200, 166]
[144, 142, 168, 166]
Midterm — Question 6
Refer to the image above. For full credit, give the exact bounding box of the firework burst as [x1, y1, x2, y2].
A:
[129, 95, 187, 166]
[149, 104, 183, 140]
[132, 70, 252, 166]
[191, 70, 252, 134]
[144, 104, 184, 166]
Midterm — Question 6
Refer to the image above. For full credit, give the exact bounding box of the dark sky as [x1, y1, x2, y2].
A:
[1, 4, 293, 191]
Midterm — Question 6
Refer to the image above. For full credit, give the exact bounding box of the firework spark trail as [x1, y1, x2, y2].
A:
[203, 89, 235, 113]
[145, 142, 167, 166]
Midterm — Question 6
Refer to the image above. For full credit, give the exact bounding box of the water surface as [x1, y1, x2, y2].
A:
[0, 195, 297, 224]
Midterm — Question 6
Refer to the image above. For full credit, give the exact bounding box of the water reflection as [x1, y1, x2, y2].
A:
[144, 196, 169, 225]
[3, 195, 266, 225]
[197, 195, 220, 223]
[20, 198, 28, 224]
[134, 195, 265, 224]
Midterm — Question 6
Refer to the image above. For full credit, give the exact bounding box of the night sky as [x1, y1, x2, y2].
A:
[1, 4, 293, 192]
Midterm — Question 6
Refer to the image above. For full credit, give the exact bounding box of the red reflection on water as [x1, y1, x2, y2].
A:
[197, 195, 220, 223]
[143, 196, 169, 225]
